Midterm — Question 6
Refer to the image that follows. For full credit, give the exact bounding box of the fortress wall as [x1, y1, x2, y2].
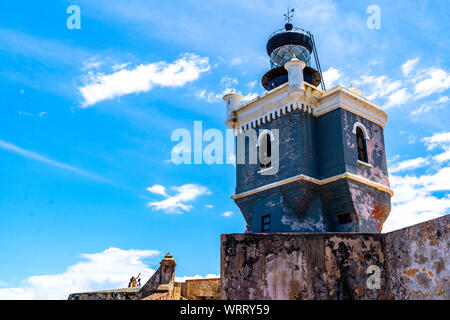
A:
[221, 232, 388, 300]
[220, 215, 449, 300]
[180, 278, 220, 300]
[68, 288, 141, 300]
[384, 215, 449, 299]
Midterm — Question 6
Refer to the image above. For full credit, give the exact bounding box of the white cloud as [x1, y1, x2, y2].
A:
[384, 169, 450, 232]
[147, 183, 210, 214]
[423, 131, 450, 150]
[384, 88, 412, 108]
[81, 59, 102, 71]
[434, 147, 450, 163]
[229, 57, 247, 66]
[196, 88, 257, 104]
[205, 204, 213, 209]
[241, 92, 258, 102]
[411, 95, 448, 116]
[410, 104, 432, 116]
[18, 111, 47, 119]
[196, 89, 221, 103]
[0, 247, 159, 300]
[146, 184, 167, 197]
[220, 76, 238, 88]
[79, 53, 210, 107]
[414, 67, 450, 99]
[401, 57, 420, 77]
[436, 96, 449, 104]
[389, 157, 429, 173]
[221, 211, 234, 217]
[323, 67, 342, 89]
[382, 64, 449, 108]
[0, 139, 111, 183]
[112, 63, 131, 71]
[384, 132, 450, 232]
[348, 58, 447, 109]
[356, 75, 402, 101]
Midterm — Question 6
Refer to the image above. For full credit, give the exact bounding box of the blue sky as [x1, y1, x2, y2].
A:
[0, 0, 449, 299]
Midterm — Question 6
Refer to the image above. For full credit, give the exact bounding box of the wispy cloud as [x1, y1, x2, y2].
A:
[0, 139, 111, 183]
[146, 183, 210, 214]
[389, 157, 429, 173]
[347, 58, 450, 109]
[423, 131, 450, 150]
[196, 88, 257, 104]
[221, 211, 234, 217]
[79, 53, 210, 107]
[356, 75, 402, 101]
[146, 185, 168, 197]
[220, 76, 238, 87]
[401, 57, 420, 77]
[229, 57, 247, 66]
[411, 96, 448, 116]
[0, 247, 159, 300]
[414, 67, 450, 98]
[17, 111, 47, 119]
[323, 67, 342, 89]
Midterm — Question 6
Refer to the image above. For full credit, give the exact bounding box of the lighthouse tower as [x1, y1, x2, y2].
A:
[223, 18, 392, 233]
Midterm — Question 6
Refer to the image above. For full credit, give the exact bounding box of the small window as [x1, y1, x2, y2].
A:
[259, 132, 272, 169]
[356, 127, 368, 163]
[261, 214, 271, 232]
[337, 213, 352, 225]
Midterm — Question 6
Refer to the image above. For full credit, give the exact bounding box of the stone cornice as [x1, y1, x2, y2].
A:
[233, 82, 322, 135]
[230, 83, 388, 135]
[316, 86, 388, 129]
[231, 171, 394, 200]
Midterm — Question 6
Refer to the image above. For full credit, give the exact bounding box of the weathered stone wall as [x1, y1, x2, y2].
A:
[384, 216, 449, 299]
[180, 278, 221, 300]
[68, 288, 141, 300]
[221, 233, 388, 300]
[221, 215, 449, 300]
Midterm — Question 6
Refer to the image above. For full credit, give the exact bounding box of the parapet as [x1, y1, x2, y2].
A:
[220, 215, 449, 300]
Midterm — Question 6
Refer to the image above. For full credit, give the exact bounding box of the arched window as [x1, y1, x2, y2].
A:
[259, 131, 272, 169]
[356, 127, 368, 163]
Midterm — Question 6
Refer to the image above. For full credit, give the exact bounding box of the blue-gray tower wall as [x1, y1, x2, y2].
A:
[234, 107, 391, 233]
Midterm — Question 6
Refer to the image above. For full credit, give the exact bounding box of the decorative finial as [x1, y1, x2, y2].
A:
[349, 84, 362, 96]
[283, 7, 295, 23]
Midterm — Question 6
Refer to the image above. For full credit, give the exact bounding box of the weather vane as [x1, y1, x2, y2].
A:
[284, 7, 295, 23]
